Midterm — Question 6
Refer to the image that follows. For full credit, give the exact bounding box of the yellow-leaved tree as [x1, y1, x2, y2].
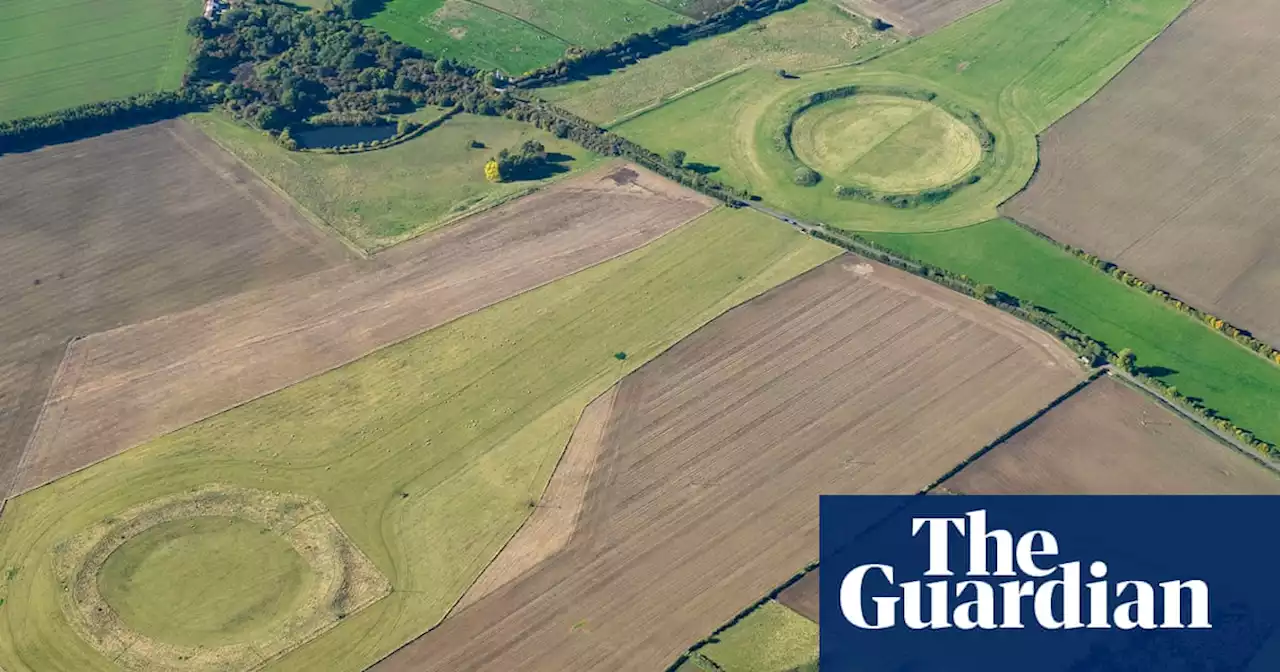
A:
[484, 159, 502, 182]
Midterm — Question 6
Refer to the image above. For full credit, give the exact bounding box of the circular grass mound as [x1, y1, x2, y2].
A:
[791, 94, 983, 194]
[53, 485, 391, 671]
[98, 516, 314, 648]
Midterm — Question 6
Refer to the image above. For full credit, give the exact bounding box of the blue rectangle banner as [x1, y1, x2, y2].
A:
[819, 496, 1280, 671]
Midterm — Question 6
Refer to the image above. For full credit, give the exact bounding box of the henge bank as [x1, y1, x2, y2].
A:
[819, 496, 1280, 671]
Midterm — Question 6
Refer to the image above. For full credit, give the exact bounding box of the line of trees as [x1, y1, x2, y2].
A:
[803, 224, 1279, 460]
[0, 91, 204, 155]
[513, 0, 807, 87]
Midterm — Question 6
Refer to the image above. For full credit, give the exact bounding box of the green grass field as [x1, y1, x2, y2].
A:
[602, 0, 1280, 444]
[189, 110, 600, 251]
[541, 0, 898, 126]
[866, 220, 1280, 447]
[367, 0, 686, 75]
[790, 94, 982, 193]
[97, 517, 312, 648]
[0, 0, 201, 121]
[612, 0, 1186, 231]
[0, 207, 838, 671]
[699, 601, 817, 672]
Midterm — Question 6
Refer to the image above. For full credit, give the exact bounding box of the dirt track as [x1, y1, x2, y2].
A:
[838, 0, 1001, 35]
[0, 120, 350, 497]
[944, 375, 1280, 495]
[371, 255, 1083, 672]
[1003, 0, 1280, 346]
[13, 164, 714, 494]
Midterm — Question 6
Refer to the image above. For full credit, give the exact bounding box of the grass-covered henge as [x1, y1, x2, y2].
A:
[592, 0, 1280, 447]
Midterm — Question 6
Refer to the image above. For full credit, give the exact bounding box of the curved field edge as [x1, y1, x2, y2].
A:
[0, 207, 838, 672]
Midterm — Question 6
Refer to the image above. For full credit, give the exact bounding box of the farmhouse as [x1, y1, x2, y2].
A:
[203, 0, 227, 19]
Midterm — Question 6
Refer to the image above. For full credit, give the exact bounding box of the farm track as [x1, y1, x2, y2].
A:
[0, 120, 351, 498]
[1003, 0, 1280, 346]
[12, 163, 716, 495]
[370, 255, 1083, 671]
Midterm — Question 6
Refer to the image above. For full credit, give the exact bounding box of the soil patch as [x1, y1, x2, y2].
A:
[370, 255, 1083, 671]
[13, 163, 715, 494]
[838, 0, 1003, 36]
[1002, 0, 1280, 346]
[0, 120, 351, 498]
[776, 569, 820, 623]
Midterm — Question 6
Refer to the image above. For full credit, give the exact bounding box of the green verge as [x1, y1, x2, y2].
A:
[540, 0, 899, 126]
[699, 601, 817, 672]
[0, 0, 202, 121]
[0, 207, 839, 672]
[366, 0, 684, 75]
[188, 110, 602, 252]
[864, 220, 1280, 447]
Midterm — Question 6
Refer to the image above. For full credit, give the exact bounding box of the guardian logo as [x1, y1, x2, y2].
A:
[818, 496, 1280, 672]
[841, 510, 1211, 631]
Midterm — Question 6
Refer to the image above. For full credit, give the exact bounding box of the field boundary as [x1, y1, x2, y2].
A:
[182, 116, 373, 259]
[9, 182, 720, 500]
[602, 65, 751, 129]
[2, 338, 78, 500]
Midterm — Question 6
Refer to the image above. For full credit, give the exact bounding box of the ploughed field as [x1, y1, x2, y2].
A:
[0, 120, 351, 498]
[0, 203, 837, 671]
[373, 255, 1084, 671]
[13, 164, 716, 495]
[1003, 0, 1280, 347]
[944, 375, 1280, 495]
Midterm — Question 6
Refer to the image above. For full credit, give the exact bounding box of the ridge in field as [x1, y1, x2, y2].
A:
[373, 255, 1084, 671]
[0, 204, 838, 671]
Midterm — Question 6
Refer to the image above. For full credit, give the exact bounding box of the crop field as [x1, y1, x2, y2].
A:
[945, 376, 1280, 494]
[0, 205, 837, 671]
[613, 0, 1188, 231]
[695, 601, 817, 672]
[0, 120, 351, 499]
[14, 164, 717, 495]
[866, 219, 1280, 448]
[0, 0, 200, 121]
[189, 111, 599, 251]
[366, 0, 686, 75]
[1003, 0, 1280, 347]
[371, 256, 1084, 671]
[541, 0, 898, 126]
[840, 0, 1003, 36]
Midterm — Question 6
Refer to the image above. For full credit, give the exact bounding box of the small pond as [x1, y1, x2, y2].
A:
[294, 124, 397, 149]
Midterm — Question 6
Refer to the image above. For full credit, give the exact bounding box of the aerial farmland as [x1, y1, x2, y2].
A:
[1, 0, 1278, 670]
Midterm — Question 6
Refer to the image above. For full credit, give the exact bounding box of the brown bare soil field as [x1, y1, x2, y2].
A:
[0, 120, 351, 497]
[944, 375, 1280, 494]
[776, 570, 820, 623]
[1003, 0, 1280, 346]
[371, 255, 1083, 672]
[13, 164, 715, 494]
[838, 0, 1002, 35]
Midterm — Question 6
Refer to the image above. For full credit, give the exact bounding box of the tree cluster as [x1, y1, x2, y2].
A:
[513, 0, 806, 87]
[488, 139, 550, 181]
[184, 1, 500, 131]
